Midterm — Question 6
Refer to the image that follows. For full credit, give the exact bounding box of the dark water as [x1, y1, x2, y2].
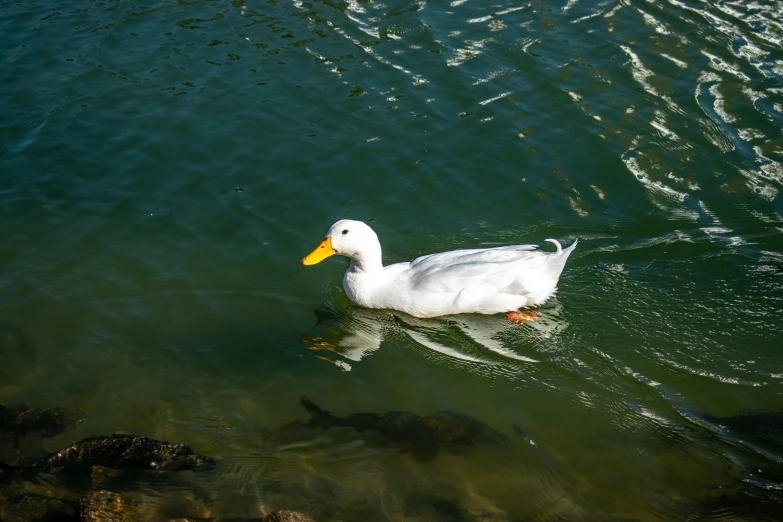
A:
[1, 0, 782, 519]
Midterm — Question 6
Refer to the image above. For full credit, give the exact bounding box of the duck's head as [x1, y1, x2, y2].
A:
[302, 219, 380, 266]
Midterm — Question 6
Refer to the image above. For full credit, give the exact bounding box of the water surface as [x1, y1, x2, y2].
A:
[1, 0, 782, 519]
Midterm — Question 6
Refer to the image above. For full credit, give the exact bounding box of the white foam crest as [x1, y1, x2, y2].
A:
[636, 7, 671, 35]
[672, 0, 783, 82]
[715, 0, 783, 49]
[701, 226, 749, 249]
[572, 8, 604, 23]
[708, 83, 737, 123]
[621, 45, 683, 114]
[715, 1, 746, 21]
[678, 0, 740, 40]
[737, 128, 766, 141]
[602, 2, 626, 19]
[590, 184, 606, 200]
[739, 159, 782, 202]
[637, 406, 673, 427]
[622, 150, 692, 210]
[750, 211, 783, 224]
[522, 38, 538, 53]
[698, 70, 722, 84]
[697, 200, 722, 226]
[567, 196, 589, 218]
[694, 72, 736, 153]
[667, 0, 783, 62]
[305, 47, 331, 64]
[740, 150, 783, 195]
[733, 40, 772, 79]
[674, 229, 695, 243]
[478, 91, 512, 105]
[447, 38, 490, 67]
[621, 365, 663, 389]
[660, 53, 688, 69]
[467, 14, 493, 24]
[740, 84, 767, 108]
[472, 67, 510, 86]
[675, 409, 722, 433]
[344, 10, 379, 38]
[752, 146, 783, 183]
[345, 0, 366, 14]
[495, 5, 527, 17]
[650, 111, 680, 141]
[662, 357, 765, 386]
[702, 226, 732, 234]
[467, 5, 525, 24]
[701, 50, 751, 81]
[666, 171, 699, 191]
[310, 11, 428, 85]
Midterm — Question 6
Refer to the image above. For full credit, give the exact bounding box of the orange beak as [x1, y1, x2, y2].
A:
[302, 236, 337, 265]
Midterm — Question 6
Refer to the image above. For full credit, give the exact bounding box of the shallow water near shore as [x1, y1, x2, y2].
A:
[1, 0, 782, 519]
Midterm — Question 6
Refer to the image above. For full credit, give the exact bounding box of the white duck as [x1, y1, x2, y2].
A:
[302, 220, 577, 322]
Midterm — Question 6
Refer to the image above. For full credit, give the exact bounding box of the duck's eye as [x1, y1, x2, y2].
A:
[342, 230, 349, 235]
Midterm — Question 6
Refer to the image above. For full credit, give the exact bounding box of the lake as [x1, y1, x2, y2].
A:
[1, 0, 782, 520]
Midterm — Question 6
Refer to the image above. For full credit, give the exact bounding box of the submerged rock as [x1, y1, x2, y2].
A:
[404, 493, 473, 522]
[0, 404, 84, 443]
[76, 492, 315, 522]
[78, 490, 131, 522]
[0, 434, 214, 483]
[75, 488, 218, 522]
[0, 493, 76, 522]
[263, 511, 316, 522]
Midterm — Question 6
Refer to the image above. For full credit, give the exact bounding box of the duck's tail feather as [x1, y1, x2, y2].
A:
[544, 239, 562, 253]
[545, 238, 578, 254]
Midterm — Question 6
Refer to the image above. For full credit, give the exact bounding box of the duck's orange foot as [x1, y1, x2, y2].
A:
[504, 310, 541, 324]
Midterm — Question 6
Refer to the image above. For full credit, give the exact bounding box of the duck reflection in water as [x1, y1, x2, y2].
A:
[302, 299, 569, 370]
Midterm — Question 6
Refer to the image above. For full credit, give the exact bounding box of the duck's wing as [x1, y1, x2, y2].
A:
[410, 245, 539, 269]
[402, 245, 544, 293]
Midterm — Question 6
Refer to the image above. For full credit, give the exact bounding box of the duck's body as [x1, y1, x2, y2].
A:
[303, 220, 577, 319]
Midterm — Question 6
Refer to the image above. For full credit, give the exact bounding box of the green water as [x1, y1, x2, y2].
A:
[1, 0, 782, 519]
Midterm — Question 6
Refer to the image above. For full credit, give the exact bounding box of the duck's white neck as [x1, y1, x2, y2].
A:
[346, 242, 384, 275]
[343, 242, 387, 308]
